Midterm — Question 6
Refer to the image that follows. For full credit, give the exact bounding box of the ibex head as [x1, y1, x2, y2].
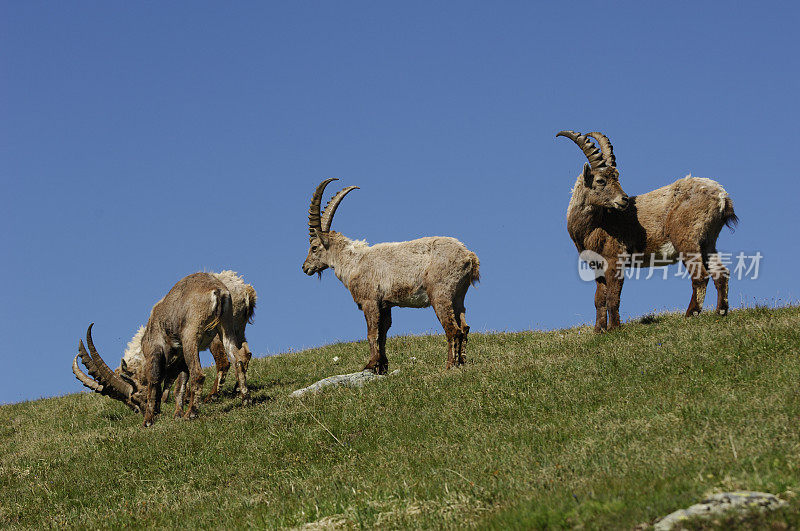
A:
[302, 178, 359, 276]
[72, 323, 145, 414]
[557, 131, 629, 211]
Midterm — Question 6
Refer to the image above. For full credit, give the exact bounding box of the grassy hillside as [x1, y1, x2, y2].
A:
[2, 307, 799, 529]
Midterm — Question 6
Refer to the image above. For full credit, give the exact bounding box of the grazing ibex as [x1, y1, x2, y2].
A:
[72, 271, 256, 426]
[557, 131, 737, 332]
[302, 179, 480, 373]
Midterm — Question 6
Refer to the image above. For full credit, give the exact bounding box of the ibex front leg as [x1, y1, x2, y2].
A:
[594, 278, 608, 333]
[377, 305, 391, 374]
[605, 268, 624, 331]
[362, 301, 385, 374]
[143, 348, 165, 427]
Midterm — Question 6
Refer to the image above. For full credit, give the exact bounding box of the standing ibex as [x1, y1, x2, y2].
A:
[557, 131, 737, 332]
[302, 179, 480, 373]
[72, 271, 255, 426]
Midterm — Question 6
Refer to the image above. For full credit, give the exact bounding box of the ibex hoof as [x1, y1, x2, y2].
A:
[184, 410, 198, 420]
[203, 393, 219, 403]
[173, 410, 183, 419]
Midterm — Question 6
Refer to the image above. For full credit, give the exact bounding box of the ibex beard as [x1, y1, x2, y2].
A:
[302, 179, 480, 373]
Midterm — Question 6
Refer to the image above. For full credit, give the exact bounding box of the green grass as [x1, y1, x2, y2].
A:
[2, 307, 799, 529]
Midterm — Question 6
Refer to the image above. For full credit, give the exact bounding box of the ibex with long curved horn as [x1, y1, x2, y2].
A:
[557, 130, 737, 332]
[302, 179, 480, 373]
[72, 271, 256, 426]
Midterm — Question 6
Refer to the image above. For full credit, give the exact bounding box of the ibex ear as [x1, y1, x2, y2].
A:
[582, 162, 593, 187]
[314, 228, 330, 249]
[120, 370, 136, 387]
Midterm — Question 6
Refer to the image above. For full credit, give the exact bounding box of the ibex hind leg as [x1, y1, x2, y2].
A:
[681, 249, 710, 317]
[707, 251, 730, 315]
[181, 336, 205, 420]
[432, 296, 461, 370]
[238, 341, 252, 402]
[172, 370, 188, 418]
[454, 293, 469, 366]
[204, 337, 230, 402]
[220, 329, 251, 405]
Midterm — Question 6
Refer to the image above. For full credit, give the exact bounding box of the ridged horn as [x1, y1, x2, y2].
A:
[556, 130, 606, 170]
[75, 324, 138, 411]
[587, 132, 616, 167]
[85, 324, 134, 398]
[321, 186, 359, 232]
[77, 338, 127, 403]
[309, 178, 337, 241]
[72, 352, 103, 392]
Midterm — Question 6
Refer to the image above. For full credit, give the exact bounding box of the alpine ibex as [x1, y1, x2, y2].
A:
[302, 179, 480, 373]
[557, 130, 737, 332]
[72, 271, 256, 426]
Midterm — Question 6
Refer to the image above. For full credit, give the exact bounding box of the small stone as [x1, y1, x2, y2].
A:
[654, 491, 787, 530]
[290, 369, 400, 398]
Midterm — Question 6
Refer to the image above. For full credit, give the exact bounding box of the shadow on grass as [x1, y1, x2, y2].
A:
[218, 378, 300, 398]
[638, 314, 663, 325]
[220, 394, 275, 412]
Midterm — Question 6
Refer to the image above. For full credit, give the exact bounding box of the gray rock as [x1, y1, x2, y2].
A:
[290, 369, 400, 398]
[654, 491, 787, 530]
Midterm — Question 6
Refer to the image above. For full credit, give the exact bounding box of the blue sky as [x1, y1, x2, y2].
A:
[2, 2, 798, 404]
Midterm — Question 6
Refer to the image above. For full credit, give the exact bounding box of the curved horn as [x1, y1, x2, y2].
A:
[587, 132, 616, 167]
[77, 338, 129, 403]
[309, 178, 338, 242]
[321, 186, 359, 232]
[76, 324, 139, 412]
[72, 352, 104, 392]
[556, 130, 606, 170]
[85, 324, 134, 398]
